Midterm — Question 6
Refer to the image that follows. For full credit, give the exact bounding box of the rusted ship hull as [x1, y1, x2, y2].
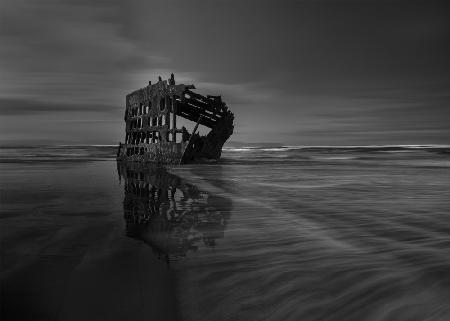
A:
[116, 74, 234, 164]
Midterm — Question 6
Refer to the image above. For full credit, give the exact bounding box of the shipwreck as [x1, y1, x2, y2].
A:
[117, 74, 234, 164]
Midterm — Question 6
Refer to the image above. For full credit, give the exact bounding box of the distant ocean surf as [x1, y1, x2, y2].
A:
[1, 144, 449, 163]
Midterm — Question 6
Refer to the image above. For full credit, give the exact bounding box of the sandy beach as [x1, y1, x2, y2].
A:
[1, 146, 450, 320]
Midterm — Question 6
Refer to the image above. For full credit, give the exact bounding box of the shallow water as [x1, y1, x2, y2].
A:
[1, 145, 450, 320]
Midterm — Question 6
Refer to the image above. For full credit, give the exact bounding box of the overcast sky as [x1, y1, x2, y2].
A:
[0, 0, 449, 145]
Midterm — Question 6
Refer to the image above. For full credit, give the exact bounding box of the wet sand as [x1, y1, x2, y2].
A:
[0, 162, 181, 321]
[1, 146, 450, 320]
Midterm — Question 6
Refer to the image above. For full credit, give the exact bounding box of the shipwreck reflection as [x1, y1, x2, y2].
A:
[117, 162, 231, 262]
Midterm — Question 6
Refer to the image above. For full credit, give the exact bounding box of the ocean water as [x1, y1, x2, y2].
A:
[1, 145, 450, 321]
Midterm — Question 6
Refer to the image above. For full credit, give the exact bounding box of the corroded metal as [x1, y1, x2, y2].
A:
[116, 74, 234, 164]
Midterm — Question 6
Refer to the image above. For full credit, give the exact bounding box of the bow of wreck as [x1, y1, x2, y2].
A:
[117, 74, 234, 164]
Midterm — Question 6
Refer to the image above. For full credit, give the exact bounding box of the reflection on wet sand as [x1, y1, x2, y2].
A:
[117, 162, 231, 262]
[2, 147, 450, 321]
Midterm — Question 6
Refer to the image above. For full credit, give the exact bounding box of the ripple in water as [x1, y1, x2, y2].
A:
[118, 147, 450, 321]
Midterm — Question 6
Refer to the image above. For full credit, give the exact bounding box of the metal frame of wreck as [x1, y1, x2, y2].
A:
[117, 74, 234, 164]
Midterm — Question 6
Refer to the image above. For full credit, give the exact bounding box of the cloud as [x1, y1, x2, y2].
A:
[0, 0, 167, 106]
[0, 0, 449, 144]
[0, 98, 117, 116]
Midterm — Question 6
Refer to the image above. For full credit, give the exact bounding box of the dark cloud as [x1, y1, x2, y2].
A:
[0, 0, 449, 144]
[0, 98, 118, 116]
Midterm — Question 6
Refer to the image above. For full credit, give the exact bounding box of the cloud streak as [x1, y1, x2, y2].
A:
[0, 98, 117, 116]
[0, 0, 449, 144]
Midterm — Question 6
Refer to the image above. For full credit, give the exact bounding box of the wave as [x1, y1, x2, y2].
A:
[1, 144, 449, 164]
[310, 156, 358, 160]
[0, 144, 118, 148]
[0, 145, 117, 162]
[224, 144, 450, 153]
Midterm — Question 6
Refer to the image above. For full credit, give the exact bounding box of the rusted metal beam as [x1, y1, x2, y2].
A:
[185, 91, 225, 114]
[177, 110, 216, 128]
[178, 111, 216, 128]
[179, 115, 203, 164]
[177, 103, 218, 124]
[177, 99, 222, 119]
[183, 96, 214, 112]
[185, 89, 214, 104]
[175, 97, 219, 118]
[178, 91, 228, 117]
